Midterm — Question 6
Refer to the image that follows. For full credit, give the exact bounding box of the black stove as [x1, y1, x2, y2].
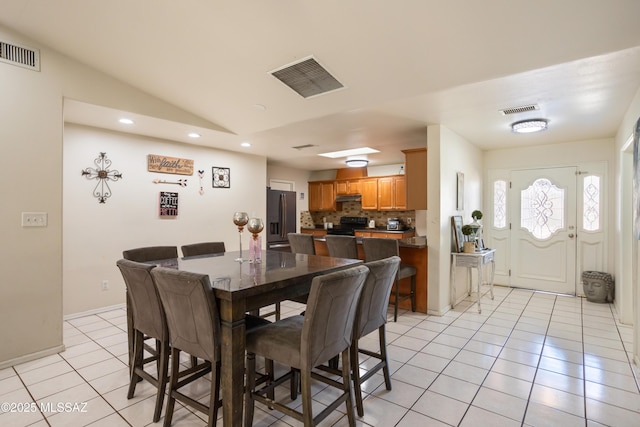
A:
[326, 216, 368, 236]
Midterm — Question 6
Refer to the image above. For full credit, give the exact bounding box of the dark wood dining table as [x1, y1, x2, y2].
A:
[158, 250, 362, 427]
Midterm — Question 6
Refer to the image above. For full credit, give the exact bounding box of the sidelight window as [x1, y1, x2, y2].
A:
[582, 175, 600, 232]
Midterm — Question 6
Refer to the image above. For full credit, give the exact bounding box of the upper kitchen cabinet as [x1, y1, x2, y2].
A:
[335, 179, 361, 195]
[377, 175, 406, 210]
[308, 181, 336, 211]
[402, 148, 427, 210]
[360, 178, 379, 210]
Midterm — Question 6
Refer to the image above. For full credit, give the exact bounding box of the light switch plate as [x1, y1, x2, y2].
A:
[22, 212, 48, 227]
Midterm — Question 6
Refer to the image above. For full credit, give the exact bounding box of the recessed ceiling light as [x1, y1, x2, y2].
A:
[119, 118, 134, 125]
[253, 104, 267, 111]
[241, 142, 251, 147]
[318, 147, 380, 158]
[511, 119, 548, 133]
[188, 132, 201, 138]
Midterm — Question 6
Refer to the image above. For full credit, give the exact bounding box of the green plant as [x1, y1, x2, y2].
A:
[472, 210, 483, 221]
[461, 224, 474, 236]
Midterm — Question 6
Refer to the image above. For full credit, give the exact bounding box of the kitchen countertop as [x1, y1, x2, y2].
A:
[301, 226, 415, 234]
[313, 235, 427, 248]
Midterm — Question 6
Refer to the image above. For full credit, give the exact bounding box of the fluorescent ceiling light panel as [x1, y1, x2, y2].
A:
[318, 147, 380, 158]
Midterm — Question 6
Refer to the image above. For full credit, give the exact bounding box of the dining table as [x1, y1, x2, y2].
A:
[152, 249, 363, 427]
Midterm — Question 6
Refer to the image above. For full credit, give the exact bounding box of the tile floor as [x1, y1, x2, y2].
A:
[1, 285, 639, 426]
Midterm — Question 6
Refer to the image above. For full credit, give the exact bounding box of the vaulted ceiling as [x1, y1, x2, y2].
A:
[2, 1, 640, 170]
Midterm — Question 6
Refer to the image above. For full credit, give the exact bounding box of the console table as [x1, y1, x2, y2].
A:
[450, 249, 496, 313]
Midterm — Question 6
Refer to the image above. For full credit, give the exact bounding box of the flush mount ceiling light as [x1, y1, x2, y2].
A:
[346, 159, 369, 168]
[511, 119, 548, 133]
[319, 147, 380, 158]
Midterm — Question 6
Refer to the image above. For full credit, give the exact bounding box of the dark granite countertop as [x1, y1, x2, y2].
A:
[312, 235, 427, 248]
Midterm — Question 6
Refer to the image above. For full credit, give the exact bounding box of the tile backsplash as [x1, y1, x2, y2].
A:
[304, 201, 415, 228]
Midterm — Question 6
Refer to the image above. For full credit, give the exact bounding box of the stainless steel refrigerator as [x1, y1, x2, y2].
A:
[266, 188, 297, 251]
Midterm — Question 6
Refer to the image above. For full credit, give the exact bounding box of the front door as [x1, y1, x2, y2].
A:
[510, 167, 577, 294]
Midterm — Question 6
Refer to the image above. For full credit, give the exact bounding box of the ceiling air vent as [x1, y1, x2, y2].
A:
[0, 40, 40, 71]
[499, 104, 539, 115]
[270, 56, 344, 99]
[291, 144, 317, 150]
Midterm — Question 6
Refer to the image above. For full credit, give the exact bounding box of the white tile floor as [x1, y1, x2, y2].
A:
[1, 285, 640, 426]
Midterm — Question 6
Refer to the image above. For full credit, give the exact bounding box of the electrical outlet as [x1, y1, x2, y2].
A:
[101, 280, 109, 291]
[21, 212, 48, 227]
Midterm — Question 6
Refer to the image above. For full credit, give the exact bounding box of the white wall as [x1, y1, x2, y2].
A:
[64, 125, 266, 315]
[427, 125, 483, 315]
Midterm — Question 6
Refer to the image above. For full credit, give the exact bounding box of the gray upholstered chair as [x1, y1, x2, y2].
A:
[151, 267, 271, 427]
[326, 235, 359, 259]
[351, 256, 401, 416]
[287, 233, 316, 255]
[122, 246, 180, 371]
[244, 265, 369, 427]
[180, 241, 226, 257]
[362, 238, 416, 322]
[116, 259, 169, 423]
[122, 246, 178, 263]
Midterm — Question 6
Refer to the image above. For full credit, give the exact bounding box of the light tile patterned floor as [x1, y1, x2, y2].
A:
[1, 285, 639, 426]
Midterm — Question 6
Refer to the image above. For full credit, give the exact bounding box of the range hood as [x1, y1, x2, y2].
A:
[336, 194, 362, 203]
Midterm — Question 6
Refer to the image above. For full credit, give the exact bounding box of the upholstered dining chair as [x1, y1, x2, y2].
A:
[122, 246, 180, 372]
[362, 238, 416, 322]
[286, 233, 317, 306]
[116, 259, 169, 423]
[350, 256, 400, 416]
[244, 265, 368, 427]
[325, 235, 359, 259]
[180, 241, 226, 257]
[151, 267, 271, 427]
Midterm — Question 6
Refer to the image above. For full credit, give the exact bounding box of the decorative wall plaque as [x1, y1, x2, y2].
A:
[147, 154, 194, 175]
[212, 167, 230, 188]
[159, 191, 178, 217]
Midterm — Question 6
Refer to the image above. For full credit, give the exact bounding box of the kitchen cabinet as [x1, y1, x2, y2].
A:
[308, 181, 336, 211]
[355, 230, 415, 239]
[335, 179, 362, 195]
[360, 178, 378, 210]
[402, 148, 427, 210]
[377, 175, 406, 210]
[300, 228, 327, 237]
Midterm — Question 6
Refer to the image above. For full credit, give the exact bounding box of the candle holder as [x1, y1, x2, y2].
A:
[233, 211, 249, 262]
[247, 218, 264, 263]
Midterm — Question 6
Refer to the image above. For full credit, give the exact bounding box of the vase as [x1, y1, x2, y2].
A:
[463, 241, 476, 253]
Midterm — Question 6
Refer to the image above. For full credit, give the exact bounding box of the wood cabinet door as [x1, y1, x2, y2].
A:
[377, 177, 394, 210]
[348, 179, 361, 194]
[335, 180, 349, 195]
[394, 176, 407, 210]
[308, 182, 322, 211]
[320, 182, 335, 211]
[361, 178, 378, 210]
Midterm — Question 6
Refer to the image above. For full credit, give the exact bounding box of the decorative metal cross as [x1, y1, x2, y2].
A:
[81, 152, 123, 203]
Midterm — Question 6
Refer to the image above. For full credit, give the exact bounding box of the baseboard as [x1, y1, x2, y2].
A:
[64, 303, 126, 321]
[0, 344, 66, 370]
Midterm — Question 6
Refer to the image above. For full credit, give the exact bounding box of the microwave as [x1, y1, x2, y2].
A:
[387, 219, 401, 230]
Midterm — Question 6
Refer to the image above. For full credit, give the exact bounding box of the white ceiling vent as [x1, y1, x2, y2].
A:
[499, 104, 539, 115]
[0, 40, 40, 71]
[270, 56, 344, 99]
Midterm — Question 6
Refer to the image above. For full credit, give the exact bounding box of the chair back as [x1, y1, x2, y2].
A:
[116, 259, 167, 341]
[325, 235, 358, 259]
[151, 268, 221, 362]
[361, 238, 399, 262]
[181, 242, 226, 257]
[355, 257, 401, 339]
[123, 246, 178, 262]
[288, 233, 316, 255]
[301, 265, 368, 369]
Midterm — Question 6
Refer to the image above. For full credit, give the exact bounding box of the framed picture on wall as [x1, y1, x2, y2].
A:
[457, 172, 464, 211]
[451, 215, 464, 253]
[212, 167, 230, 188]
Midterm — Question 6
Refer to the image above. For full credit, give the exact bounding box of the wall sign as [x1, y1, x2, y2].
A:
[147, 154, 194, 175]
[159, 191, 178, 217]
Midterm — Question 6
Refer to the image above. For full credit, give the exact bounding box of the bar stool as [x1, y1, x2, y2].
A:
[180, 241, 226, 257]
[287, 233, 316, 306]
[326, 235, 358, 259]
[362, 238, 416, 322]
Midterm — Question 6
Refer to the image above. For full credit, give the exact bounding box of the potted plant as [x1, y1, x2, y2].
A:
[471, 210, 483, 221]
[461, 225, 476, 253]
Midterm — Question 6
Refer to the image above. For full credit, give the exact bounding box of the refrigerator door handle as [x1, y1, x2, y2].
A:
[280, 193, 286, 240]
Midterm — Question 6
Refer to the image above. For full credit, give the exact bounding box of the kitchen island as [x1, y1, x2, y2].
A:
[312, 235, 428, 314]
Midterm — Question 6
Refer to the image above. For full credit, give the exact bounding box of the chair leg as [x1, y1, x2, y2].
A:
[163, 347, 180, 427]
[244, 353, 256, 427]
[378, 326, 392, 391]
[275, 302, 281, 321]
[393, 280, 399, 322]
[153, 340, 170, 422]
[127, 330, 143, 399]
[341, 348, 356, 427]
[300, 369, 314, 426]
[410, 275, 417, 312]
[208, 360, 221, 427]
[350, 340, 365, 417]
